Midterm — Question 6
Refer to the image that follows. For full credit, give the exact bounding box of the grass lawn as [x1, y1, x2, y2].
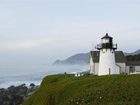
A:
[23, 74, 140, 105]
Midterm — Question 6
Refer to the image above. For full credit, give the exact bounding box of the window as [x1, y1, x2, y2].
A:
[129, 66, 135, 73]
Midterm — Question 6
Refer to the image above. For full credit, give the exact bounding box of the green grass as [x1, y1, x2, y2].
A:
[23, 74, 140, 105]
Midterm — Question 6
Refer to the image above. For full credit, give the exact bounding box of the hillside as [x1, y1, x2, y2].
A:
[126, 54, 140, 61]
[125, 49, 140, 56]
[23, 74, 140, 105]
[53, 49, 140, 65]
[53, 53, 89, 65]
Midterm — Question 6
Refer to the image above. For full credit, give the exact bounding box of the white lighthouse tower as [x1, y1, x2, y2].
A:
[96, 33, 118, 76]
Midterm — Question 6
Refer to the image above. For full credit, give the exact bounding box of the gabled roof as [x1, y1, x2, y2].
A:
[115, 51, 126, 63]
[90, 51, 126, 63]
[90, 51, 99, 62]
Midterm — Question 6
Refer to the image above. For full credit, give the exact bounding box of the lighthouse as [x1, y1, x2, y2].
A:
[96, 33, 118, 76]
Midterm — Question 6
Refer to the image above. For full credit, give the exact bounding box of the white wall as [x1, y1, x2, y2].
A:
[90, 55, 94, 74]
[94, 63, 126, 75]
[115, 65, 120, 74]
[136, 66, 140, 72]
[126, 66, 130, 73]
[98, 49, 117, 75]
[90, 61, 127, 75]
[126, 66, 140, 74]
[116, 63, 126, 73]
[90, 54, 99, 75]
[94, 63, 99, 75]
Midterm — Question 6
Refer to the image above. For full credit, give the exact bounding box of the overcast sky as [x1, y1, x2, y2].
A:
[0, 0, 140, 65]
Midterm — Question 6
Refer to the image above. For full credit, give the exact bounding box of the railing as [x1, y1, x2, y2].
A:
[96, 43, 117, 50]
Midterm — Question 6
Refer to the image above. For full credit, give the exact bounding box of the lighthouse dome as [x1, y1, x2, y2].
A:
[101, 33, 112, 39]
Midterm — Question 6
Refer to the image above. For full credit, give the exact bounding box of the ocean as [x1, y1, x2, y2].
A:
[0, 64, 89, 88]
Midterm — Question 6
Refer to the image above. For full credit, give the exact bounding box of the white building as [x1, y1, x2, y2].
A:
[90, 33, 140, 76]
[126, 61, 140, 74]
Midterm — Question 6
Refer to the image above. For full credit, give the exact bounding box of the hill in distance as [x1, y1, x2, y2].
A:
[53, 53, 89, 65]
[125, 49, 140, 56]
[23, 74, 140, 105]
[53, 49, 140, 65]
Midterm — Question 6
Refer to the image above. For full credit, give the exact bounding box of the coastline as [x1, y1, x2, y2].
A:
[0, 83, 38, 105]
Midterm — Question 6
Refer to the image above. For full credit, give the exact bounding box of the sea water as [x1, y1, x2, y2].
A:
[0, 65, 89, 88]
